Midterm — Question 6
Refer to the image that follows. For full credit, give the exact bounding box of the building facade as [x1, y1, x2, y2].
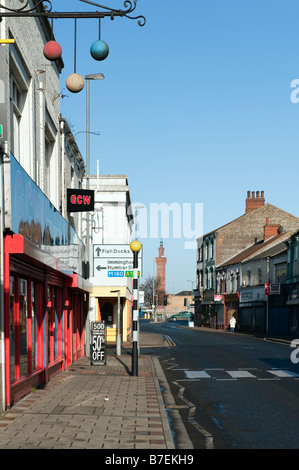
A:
[195, 191, 299, 330]
[285, 230, 299, 336]
[0, 2, 91, 410]
[82, 174, 136, 344]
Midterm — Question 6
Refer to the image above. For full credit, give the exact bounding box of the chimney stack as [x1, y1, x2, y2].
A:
[245, 190, 265, 214]
[264, 218, 281, 241]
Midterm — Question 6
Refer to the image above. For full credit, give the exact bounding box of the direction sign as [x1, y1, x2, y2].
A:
[93, 244, 142, 278]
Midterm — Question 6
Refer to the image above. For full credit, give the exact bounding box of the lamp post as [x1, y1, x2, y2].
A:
[85, 73, 104, 279]
[130, 240, 142, 376]
[110, 290, 121, 356]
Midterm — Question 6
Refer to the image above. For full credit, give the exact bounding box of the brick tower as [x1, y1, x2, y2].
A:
[156, 240, 167, 306]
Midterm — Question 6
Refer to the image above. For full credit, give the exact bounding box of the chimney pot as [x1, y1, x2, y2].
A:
[245, 190, 265, 214]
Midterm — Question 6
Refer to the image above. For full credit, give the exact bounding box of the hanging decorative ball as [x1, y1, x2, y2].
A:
[66, 73, 85, 93]
[90, 40, 109, 61]
[43, 40, 62, 61]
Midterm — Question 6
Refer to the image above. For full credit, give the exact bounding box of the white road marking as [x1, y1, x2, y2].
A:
[268, 370, 299, 378]
[227, 371, 256, 378]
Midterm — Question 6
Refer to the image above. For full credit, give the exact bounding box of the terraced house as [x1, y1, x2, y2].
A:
[195, 191, 299, 332]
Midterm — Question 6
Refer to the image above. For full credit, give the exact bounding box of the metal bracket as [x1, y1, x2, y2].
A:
[0, 0, 146, 26]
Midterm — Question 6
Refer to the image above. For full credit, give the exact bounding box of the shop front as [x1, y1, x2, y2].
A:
[239, 287, 266, 332]
[90, 286, 132, 343]
[286, 283, 299, 336]
[4, 235, 91, 409]
[223, 293, 239, 330]
[2, 155, 92, 409]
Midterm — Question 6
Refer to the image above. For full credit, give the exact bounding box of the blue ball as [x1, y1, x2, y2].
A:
[90, 40, 109, 61]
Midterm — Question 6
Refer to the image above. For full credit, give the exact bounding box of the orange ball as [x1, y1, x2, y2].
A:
[43, 41, 62, 61]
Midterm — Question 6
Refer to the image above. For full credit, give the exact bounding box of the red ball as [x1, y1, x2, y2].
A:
[43, 41, 62, 61]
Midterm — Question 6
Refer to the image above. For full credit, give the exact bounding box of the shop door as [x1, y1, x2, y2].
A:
[47, 286, 62, 365]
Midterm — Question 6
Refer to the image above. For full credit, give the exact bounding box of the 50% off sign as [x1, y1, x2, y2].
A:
[90, 321, 106, 365]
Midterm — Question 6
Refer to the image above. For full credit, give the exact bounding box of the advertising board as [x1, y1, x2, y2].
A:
[90, 321, 106, 365]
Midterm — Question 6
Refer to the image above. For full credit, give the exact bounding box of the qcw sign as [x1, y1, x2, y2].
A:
[67, 189, 94, 212]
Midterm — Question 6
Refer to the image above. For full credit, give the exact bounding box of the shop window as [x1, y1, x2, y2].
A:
[9, 276, 15, 382]
[47, 287, 56, 363]
[19, 278, 28, 377]
[31, 281, 37, 372]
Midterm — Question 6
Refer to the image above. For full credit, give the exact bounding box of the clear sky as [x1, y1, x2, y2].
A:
[50, 0, 299, 293]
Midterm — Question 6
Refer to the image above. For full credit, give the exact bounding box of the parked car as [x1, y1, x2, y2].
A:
[168, 311, 190, 321]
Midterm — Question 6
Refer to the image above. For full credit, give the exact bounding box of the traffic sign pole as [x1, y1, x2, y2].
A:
[130, 241, 142, 376]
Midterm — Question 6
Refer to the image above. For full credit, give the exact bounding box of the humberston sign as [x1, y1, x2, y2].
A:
[67, 189, 94, 212]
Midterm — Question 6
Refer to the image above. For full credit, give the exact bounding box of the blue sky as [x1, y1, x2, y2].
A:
[50, 0, 299, 293]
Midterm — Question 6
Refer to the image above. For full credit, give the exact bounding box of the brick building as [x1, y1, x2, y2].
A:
[195, 191, 299, 328]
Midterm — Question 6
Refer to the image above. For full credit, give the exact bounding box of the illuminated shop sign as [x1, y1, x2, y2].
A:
[67, 188, 94, 212]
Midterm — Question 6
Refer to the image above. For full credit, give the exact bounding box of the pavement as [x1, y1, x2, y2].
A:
[0, 324, 294, 450]
[0, 331, 193, 450]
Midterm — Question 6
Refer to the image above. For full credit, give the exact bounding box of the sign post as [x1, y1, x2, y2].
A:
[90, 321, 106, 365]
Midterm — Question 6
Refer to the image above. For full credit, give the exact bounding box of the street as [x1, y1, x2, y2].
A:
[140, 319, 299, 449]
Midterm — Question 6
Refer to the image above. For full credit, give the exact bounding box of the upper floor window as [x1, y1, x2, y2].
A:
[205, 243, 209, 260]
[10, 48, 30, 173]
[275, 263, 286, 283]
[258, 267, 262, 285]
[247, 269, 251, 286]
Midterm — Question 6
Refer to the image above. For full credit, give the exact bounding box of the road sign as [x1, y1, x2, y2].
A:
[125, 271, 140, 277]
[0, 125, 3, 139]
[93, 244, 142, 278]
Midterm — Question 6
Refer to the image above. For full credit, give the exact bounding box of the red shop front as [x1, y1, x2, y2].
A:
[3, 234, 92, 409]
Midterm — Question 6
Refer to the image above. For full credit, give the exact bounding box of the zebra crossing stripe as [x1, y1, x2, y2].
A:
[268, 370, 299, 378]
[184, 369, 299, 380]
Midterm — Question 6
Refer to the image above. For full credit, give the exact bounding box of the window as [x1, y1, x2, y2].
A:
[44, 110, 57, 203]
[205, 243, 209, 260]
[258, 267, 262, 285]
[9, 276, 15, 382]
[247, 269, 251, 286]
[11, 77, 22, 161]
[31, 281, 37, 371]
[275, 263, 286, 283]
[10, 49, 31, 172]
[231, 274, 235, 292]
[19, 278, 28, 378]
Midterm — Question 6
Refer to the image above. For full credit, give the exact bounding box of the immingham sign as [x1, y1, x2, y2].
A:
[93, 244, 142, 278]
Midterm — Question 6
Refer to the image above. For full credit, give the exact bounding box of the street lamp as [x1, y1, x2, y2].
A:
[85, 73, 105, 279]
[110, 290, 121, 356]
